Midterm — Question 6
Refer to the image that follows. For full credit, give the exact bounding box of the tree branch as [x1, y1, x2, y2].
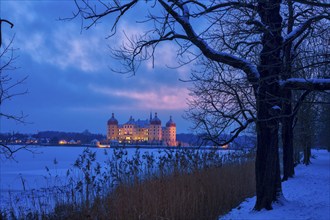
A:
[292, 90, 311, 117]
[158, 0, 259, 86]
[292, 0, 330, 7]
[0, 19, 14, 47]
[283, 15, 330, 45]
[280, 78, 330, 90]
[196, 1, 256, 15]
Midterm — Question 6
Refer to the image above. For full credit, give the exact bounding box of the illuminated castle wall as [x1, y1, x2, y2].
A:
[107, 113, 177, 146]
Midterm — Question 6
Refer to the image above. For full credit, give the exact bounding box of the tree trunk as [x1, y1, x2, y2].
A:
[255, 117, 282, 210]
[254, 0, 283, 210]
[281, 0, 295, 182]
[303, 101, 313, 165]
[303, 144, 311, 165]
[303, 129, 312, 165]
[293, 146, 301, 165]
[282, 101, 295, 181]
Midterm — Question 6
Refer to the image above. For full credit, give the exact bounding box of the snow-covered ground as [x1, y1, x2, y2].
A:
[220, 149, 330, 220]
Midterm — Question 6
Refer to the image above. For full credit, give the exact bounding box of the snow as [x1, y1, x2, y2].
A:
[283, 15, 329, 44]
[0, 146, 161, 213]
[178, 0, 190, 21]
[220, 149, 330, 220]
[280, 78, 330, 86]
[0, 146, 159, 192]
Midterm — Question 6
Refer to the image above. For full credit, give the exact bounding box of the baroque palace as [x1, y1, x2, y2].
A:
[107, 113, 177, 146]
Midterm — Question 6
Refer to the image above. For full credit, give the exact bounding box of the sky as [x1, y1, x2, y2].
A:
[0, 0, 194, 134]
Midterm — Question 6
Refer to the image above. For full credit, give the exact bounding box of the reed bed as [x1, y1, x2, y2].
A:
[1, 148, 255, 220]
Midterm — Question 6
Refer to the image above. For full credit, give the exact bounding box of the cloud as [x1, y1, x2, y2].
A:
[117, 21, 148, 45]
[88, 84, 189, 110]
[145, 43, 194, 78]
[1, 1, 193, 134]
[115, 22, 193, 78]
[4, 0, 110, 74]
[52, 26, 107, 72]
[19, 24, 109, 73]
[3, 1, 37, 24]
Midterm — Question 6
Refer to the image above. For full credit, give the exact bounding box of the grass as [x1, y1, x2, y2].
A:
[102, 162, 255, 220]
[49, 150, 255, 220]
[1, 148, 255, 220]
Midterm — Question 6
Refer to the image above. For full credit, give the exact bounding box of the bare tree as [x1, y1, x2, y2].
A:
[187, 58, 256, 146]
[0, 20, 28, 158]
[293, 92, 317, 165]
[280, 2, 330, 180]
[0, 19, 14, 47]
[318, 92, 330, 151]
[71, 0, 330, 210]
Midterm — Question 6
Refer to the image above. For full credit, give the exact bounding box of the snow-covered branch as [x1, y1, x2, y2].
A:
[195, 1, 256, 14]
[280, 78, 330, 90]
[158, 0, 260, 85]
[292, 0, 330, 7]
[283, 15, 330, 45]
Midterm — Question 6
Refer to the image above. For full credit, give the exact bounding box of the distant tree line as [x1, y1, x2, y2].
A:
[0, 130, 106, 145]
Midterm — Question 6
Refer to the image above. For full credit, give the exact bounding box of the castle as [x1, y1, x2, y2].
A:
[107, 113, 177, 146]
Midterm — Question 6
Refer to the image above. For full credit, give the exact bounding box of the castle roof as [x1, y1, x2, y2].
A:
[150, 112, 161, 125]
[135, 119, 150, 128]
[108, 113, 167, 127]
[125, 116, 135, 125]
[123, 116, 149, 128]
[166, 116, 176, 127]
[107, 113, 118, 125]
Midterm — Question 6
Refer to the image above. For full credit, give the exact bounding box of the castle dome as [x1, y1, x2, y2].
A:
[150, 112, 161, 125]
[166, 116, 176, 127]
[107, 113, 118, 125]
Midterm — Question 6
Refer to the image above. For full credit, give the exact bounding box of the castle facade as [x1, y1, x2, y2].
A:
[107, 113, 177, 146]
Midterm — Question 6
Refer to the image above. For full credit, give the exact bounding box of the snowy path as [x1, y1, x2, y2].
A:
[220, 150, 330, 220]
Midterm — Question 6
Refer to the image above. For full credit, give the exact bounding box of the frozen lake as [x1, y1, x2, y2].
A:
[0, 146, 173, 213]
[0, 146, 162, 192]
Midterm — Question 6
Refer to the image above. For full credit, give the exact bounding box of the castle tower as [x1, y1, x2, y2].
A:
[164, 116, 176, 146]
[107, 113, 119, 140]
[121, 116, 137, 143]
[148, 112, 162, 144]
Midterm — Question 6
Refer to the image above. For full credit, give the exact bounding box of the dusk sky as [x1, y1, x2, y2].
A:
[1, 1, 194, 134]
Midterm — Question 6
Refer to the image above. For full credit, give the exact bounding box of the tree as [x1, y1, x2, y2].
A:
[187, 2, 329, 182]
[0, 19, 14, 47]
[318, 92, 330, 151]
[294, 94, 315, 165]
[280, 3, 330, 180]
[187, 59, 256, 146]
[72, 0, 330, 210]
[0, 20, 28, 158]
